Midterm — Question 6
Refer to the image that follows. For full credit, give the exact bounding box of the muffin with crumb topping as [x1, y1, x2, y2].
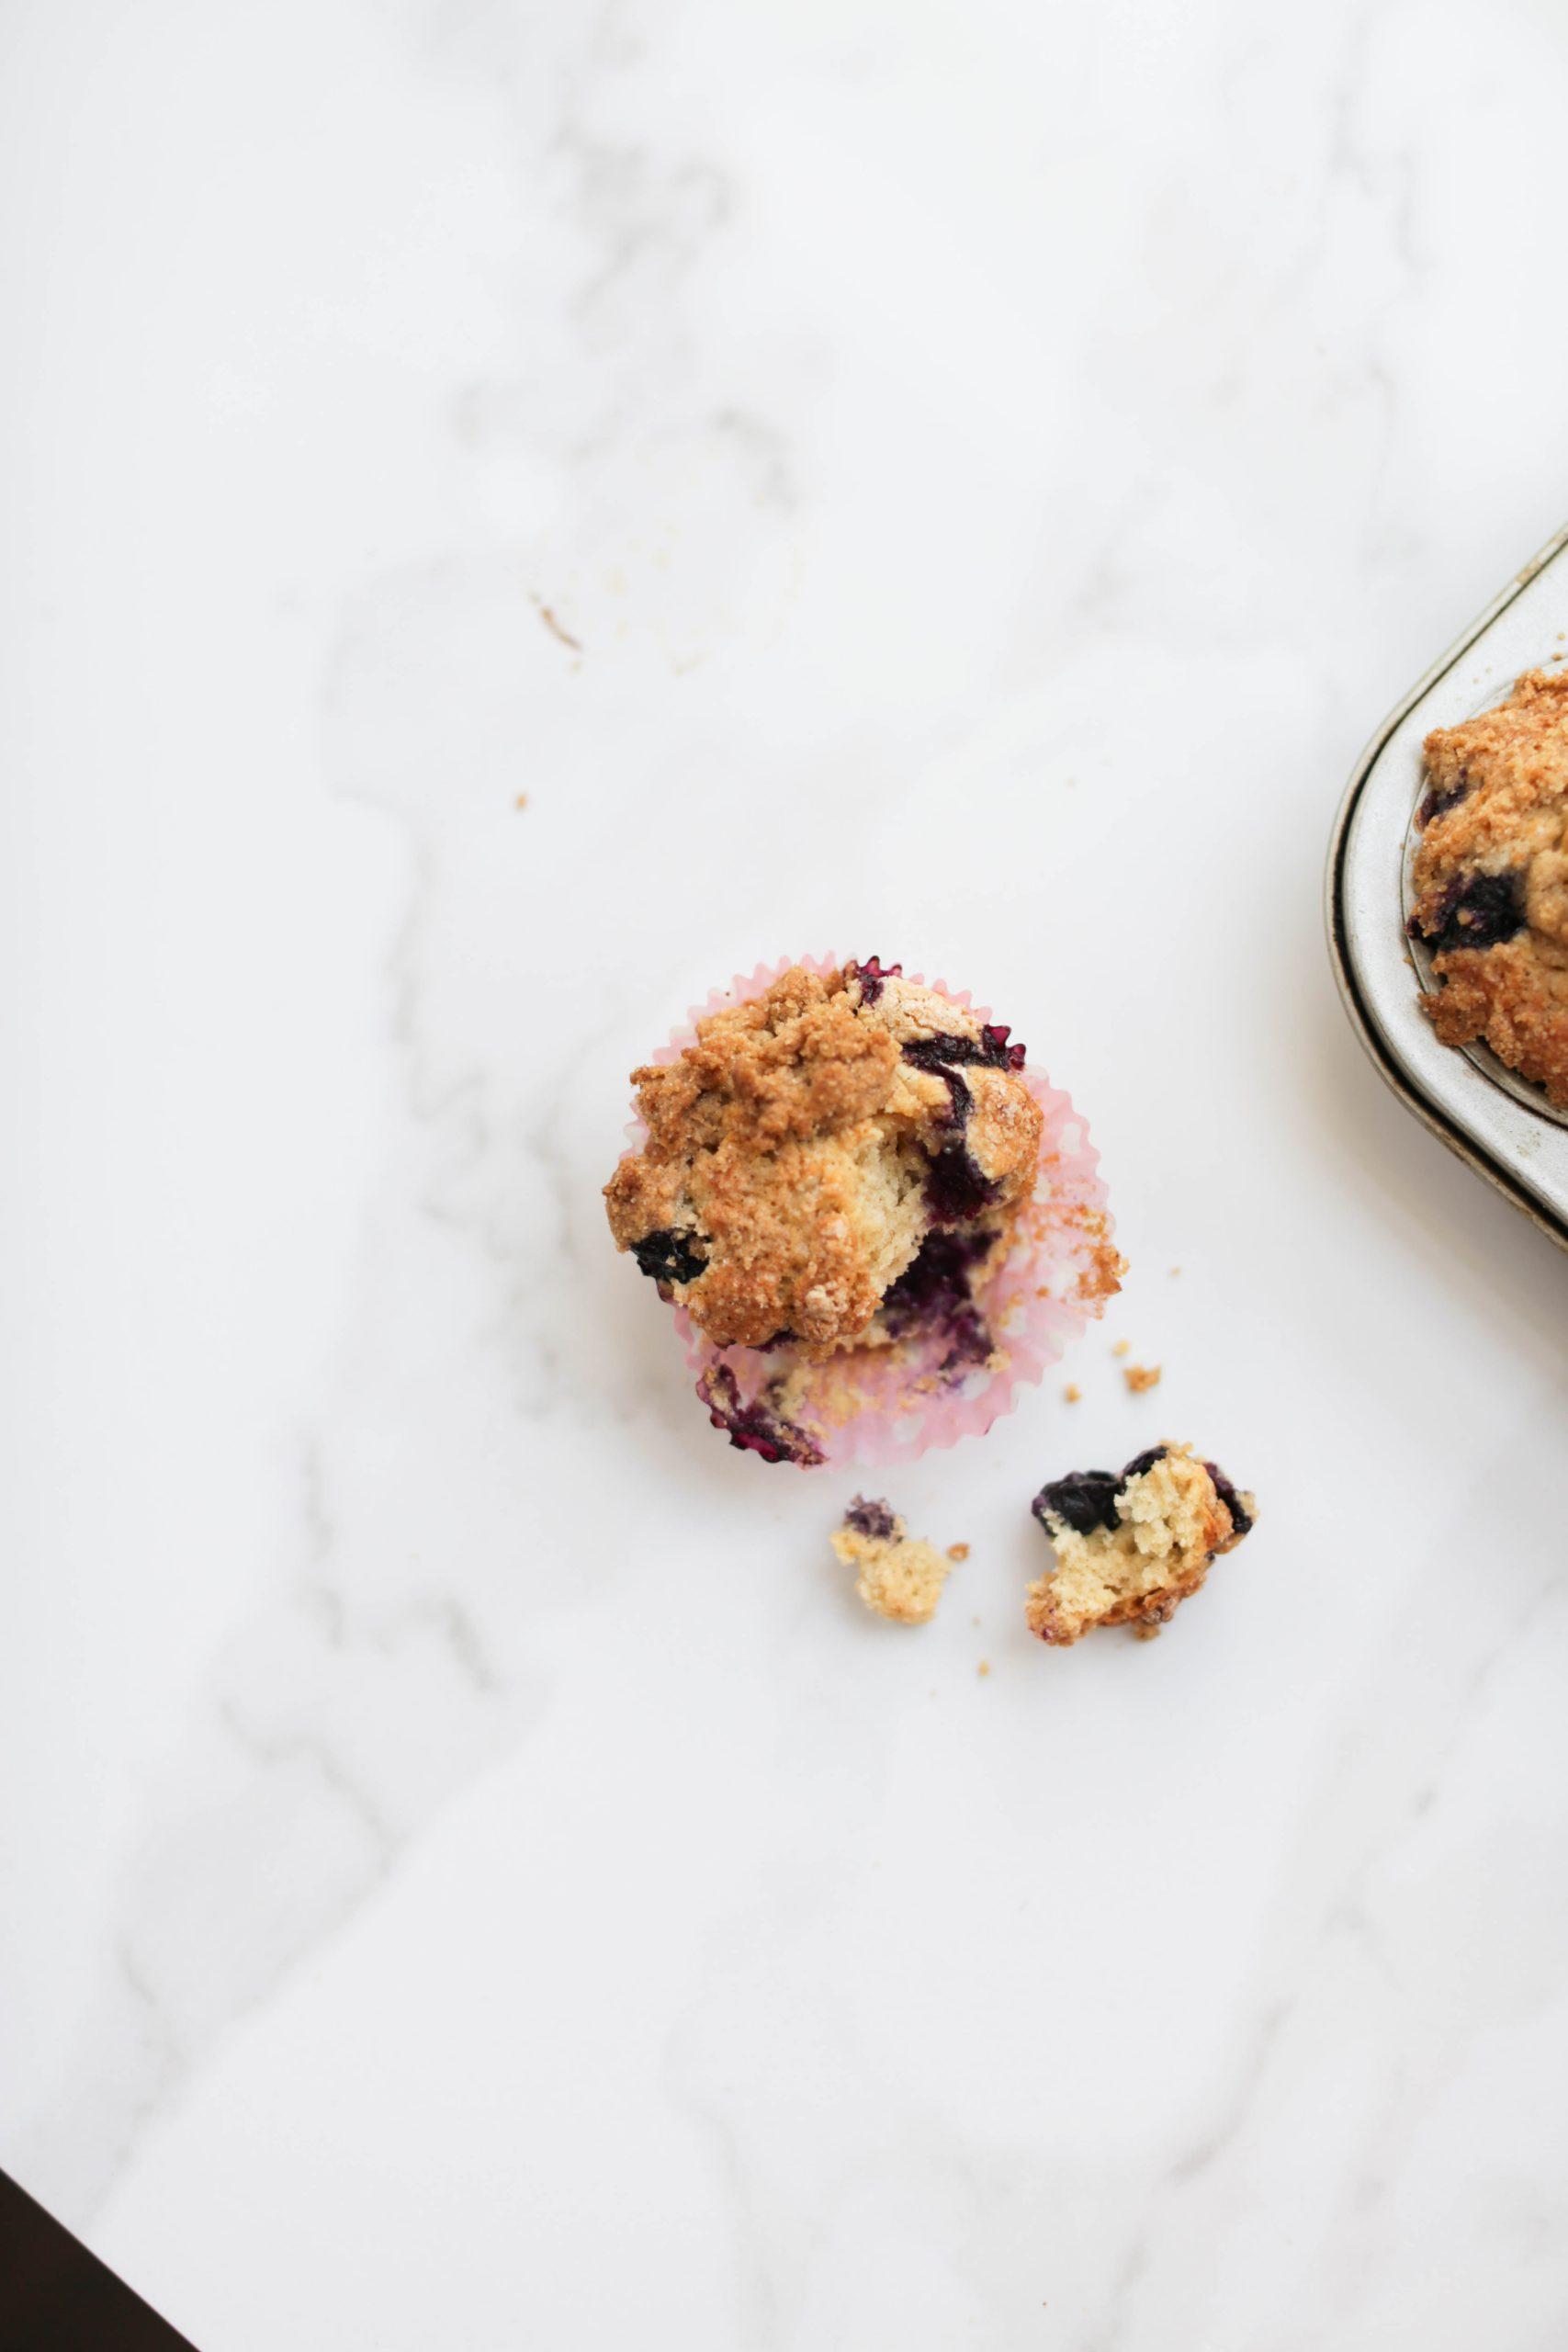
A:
[606, 960, 1042, 1351]
[605, 956, 1120, 1467]
[1410, 667, 1568, 1106]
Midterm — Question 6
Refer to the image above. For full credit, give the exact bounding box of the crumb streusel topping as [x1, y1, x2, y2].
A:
[1410, 667, 1568, 1107]
[604, 962, 1043, 1351]
[1026, 1442, 1255, 1645]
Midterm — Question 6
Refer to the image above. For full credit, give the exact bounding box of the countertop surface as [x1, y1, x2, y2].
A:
[6, 3, 1568, 2346]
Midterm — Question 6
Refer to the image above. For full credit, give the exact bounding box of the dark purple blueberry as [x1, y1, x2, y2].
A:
[881, 1229, 998, 1382]
[934, 1300, 992, 1377]
[1203, 1461, 1252, 1538]
[843, 1495, 897, 1540]
[696, 1364, 824, 1467]
[632, 1228, 707, 1287]
[980, 1023, 1028, 1072]
[1032, 1470, 1122, 1537]
[1120, 1445, 1168, 1483]
[881, 1230, 993, 1327]
[1422, 870, 1525, 955]
[903, 1029, 1028, 1075]
[1416, 775, 1470, 829]
[847, 956, 902, 1004]
[899, 1029, 1028, 1217]
[924, 1143, 1000, 1225]
[930, 1066, 973, 1131]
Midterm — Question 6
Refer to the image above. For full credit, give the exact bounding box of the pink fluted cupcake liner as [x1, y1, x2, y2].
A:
[626, 955, 1121, 1470]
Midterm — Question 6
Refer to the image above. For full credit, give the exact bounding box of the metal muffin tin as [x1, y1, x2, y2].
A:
[1325, 523, 1568, 1252]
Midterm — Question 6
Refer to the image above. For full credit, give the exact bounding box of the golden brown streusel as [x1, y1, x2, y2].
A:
[1027, 1443, 1255, 1645]
[1411, 667, 1568, 1106]
[1123, 1363, 1162, 1394]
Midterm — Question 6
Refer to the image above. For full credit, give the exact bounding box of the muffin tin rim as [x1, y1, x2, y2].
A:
[1325, 522, 1568, 1255]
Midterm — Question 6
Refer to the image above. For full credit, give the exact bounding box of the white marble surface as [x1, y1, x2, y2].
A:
[6, 2, 1568, 2344]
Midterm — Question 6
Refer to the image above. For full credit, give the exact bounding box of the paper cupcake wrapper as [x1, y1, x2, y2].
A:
[626, 954, 1120, 1469]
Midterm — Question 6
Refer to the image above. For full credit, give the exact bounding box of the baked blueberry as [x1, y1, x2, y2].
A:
[696, 1365, 824, 1467]
[1031, 1470, 1122, 1537]
[843, 956, 902, 1004]
[630, 1228, 708, 1288]
[1424, 870, 1525, 956]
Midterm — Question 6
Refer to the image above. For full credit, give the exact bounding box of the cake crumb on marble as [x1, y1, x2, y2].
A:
[831, 1496, 956, 1625]
[1027, 1442, 1256, 1645]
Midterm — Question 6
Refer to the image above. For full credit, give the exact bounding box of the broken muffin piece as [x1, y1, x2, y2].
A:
[604, 962, 1043, 1351]
[831, 1495, 955, 1625]
[1026, 1442, 1255, 1645]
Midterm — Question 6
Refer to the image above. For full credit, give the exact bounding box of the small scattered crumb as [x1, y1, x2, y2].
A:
[971, 1615, 981, 1627]
[1124, 1363, 1162, 1394]
[514, 793, 529, 809]
[1168, 1265, 1181, 1277]
[1063, 1382, 1081, 1403]
[531, 595, 582, 653]
[1111, 1340, 1130, 1358]
[946, 1542, 970, 1563]
[831, 1496, 954, 1625]
[977, 1659, 991, 1678]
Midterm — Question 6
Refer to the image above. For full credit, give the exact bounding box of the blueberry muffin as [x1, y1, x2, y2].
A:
[1410, 668, 1568, 1107]
[830, 1496, 954, 1625]
[1026, 1442, 1255, 1645]
[605, 961, 1043, 1352]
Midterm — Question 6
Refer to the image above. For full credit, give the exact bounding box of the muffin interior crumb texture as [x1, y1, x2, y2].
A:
[604, 961, 1043, 1351]
[832, 1495, 955, 1625]
[1026, 1443, 1255, 1645]
[1410, 667, 1568, 1106]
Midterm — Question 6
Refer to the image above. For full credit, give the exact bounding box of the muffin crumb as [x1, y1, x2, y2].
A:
[1027, 1442, 1256, 1645]
[1123, 1363, 1162, 1394]
[977, 1659, 991, 1678]
[946, 1542, 970, 1563]
[1064, 1382, 1081, 1403]
[832, 1496, 955, 1625]
[1111, 1340, 1130, 1358]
